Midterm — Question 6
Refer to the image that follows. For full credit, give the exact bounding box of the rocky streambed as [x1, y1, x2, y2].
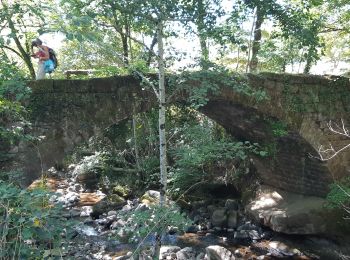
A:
[29, 163, 349, 260]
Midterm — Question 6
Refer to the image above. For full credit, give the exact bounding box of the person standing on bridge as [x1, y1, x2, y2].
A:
[31, 38, 54, 80]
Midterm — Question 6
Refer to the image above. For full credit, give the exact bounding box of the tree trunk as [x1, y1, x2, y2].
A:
[4, 3, 36, 79]
[128, 21, 133, 62]
[236, 46, 240, 71]
[121, 24, 129, 65]
[157, 20, 167, 206]
[197, 0, 209, 68]
[303, 46, 315, 74]
[132, 114, 140, 170]
[146, 34, 158, 67]
[282, 60, 286, 72]
[246, 7, 256, 73]
[249, 6, 264, 72]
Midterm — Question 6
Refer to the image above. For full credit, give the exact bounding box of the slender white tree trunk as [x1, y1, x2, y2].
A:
[132, 114, 140, 169]
[157, 19, 167, 206]
[246, 7, 257, 73]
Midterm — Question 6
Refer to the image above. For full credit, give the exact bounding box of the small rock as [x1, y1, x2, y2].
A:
[74, 183, 82, 192]
[69, 209, 81, 217]
[205, 245, 235, 260]
[268, 241, 294, 257]
[121, 204, 132, 211]
[80, 206, 93, 217]
[237, 222, 259, 231]
[234, 249, 242, 257]
[68, 164, 76, 171]
[160, 246, 181, 259]
[56, 189, 65, 194]
[75, 225, 98, 236]
[248, 230, 261, 240]
[196, 252, 205, 260]
[199, 224, 208, 231]
[107, 210, 117, 216]
[135, 203, 150, 211]
[186, 225, 199, 233]
[83, 218, 94, 225]
[110, 219, 126, 230]
[234, 230, 250, 240]
[49, 195, 58, 203]
[102, 255, 112, 260]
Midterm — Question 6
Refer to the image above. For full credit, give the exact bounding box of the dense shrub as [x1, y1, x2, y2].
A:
[0, 181, 72, 259]
[168, 123, 267, 197]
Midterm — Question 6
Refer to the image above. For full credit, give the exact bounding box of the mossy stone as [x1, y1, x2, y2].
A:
[112, 184, 131, 198]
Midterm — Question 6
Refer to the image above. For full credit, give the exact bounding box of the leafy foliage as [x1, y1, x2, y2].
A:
[116, 204, 190, 244]
[327, 177, 350, 209]
[171, 63, 267, 109]
[0, 54, 33, 163]
[168, 121, 267, 197]
[268, 119, 288, 137]
[0, 181, 72, 259]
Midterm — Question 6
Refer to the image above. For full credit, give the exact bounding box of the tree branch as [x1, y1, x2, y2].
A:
[113, 51, 160, 99]
[319, 27, 347, 34]
[311, 119, 350, 161]
[1, 45, 22, 58]
[94, 20, 157, 57]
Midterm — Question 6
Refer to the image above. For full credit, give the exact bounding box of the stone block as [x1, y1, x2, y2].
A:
[227, 210, 238, 229]
[211, 208, 227, 228]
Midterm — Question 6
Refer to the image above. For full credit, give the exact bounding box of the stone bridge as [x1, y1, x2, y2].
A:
[24, 73, 350, 197]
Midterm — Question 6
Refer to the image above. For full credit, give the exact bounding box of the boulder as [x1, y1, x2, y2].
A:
[109, 194, 126, 204]
[159, 246, 181, 259]
[91, 196, 126, 218]
[113, 184, 131, 198]
[141, 190, 160, 205]
[205, 245, 235, 260]
[246, 185, 327, 234]
[72, 154, 102, 188]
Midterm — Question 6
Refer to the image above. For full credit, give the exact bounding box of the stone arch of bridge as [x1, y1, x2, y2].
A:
[22, 73, 350, 196]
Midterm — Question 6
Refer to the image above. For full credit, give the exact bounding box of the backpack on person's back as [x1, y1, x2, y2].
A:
[48, 48, 58, 69]
[44, 48, 58, 74]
